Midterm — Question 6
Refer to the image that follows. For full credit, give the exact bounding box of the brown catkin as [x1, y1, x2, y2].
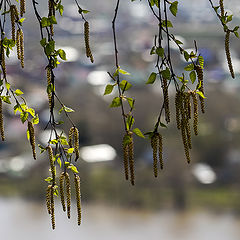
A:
[192, 92, 199, 136]
[74, 127, 80, 161]
[74, 174, 81, 225]
[46, 185, 52, 214]
[28, 121, 36, 160]
[157, 133, 163, 170]
[65, 172, 71, 219]
[20, 0, 26, 17]
[68, 127, 74, 148]
[219, 0, 224, 17]
[181, 119, 191, 164]
[122, 138, 129, 180]
[225, 30, 235, 79]
[151, 134, 158, 177]
[175, 92, 181, 130]
[59, 172, 66, 212]
[162, 78, 170, 123]
[19, 29, 24, 68]
[48, 0, 55, 36]
[128, 134, 135, 186]
[16, 29, 21, 60]
[50, 186, 55, 230]
[47, 146, 55, 184]
[184, 92, 192, 120]
[185, 119, 192, 149]
[46, 66, 52, 109]
[10, 5, 16, 41]
[84, 21, 94, 63]
[195, 65, 205, 113]
[0, 98, 5, 141]
[1, 45, 6, 77]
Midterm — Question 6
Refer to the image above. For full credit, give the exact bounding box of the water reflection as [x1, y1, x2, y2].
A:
[1, 198, 240, 240]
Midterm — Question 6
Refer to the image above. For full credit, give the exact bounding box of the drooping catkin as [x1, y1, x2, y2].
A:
[59, 172, 66, 212]
[1, 45, 6, 77]
[219, 0, 224, 17]
[157, 133, 163, 170]
[151, 134, 158, 177]
[48, 0, 55, 36]
[65, 172, 71, 219]
[181, 119, 191, 164]
[68, 127, 74, 148]
[122, 139, 129, 180]
[46, 185, 52, 214]
[46, 66, 53, 109]
[47, 146, 55, 184]
[16, 29, 21, 60]
[10, 5, 16, 41]
[184, 92, 191, 120]
[20, 0, 26, 17]
[128, 133, 135, 186]
[195, 65, 205, 113]
[0, 98, 5, 141]
[175, 91, 181, 130]
[192, 91, 199, 136]
[74, 174, 81, 225]
[74, 127, 80, 161]
[19, 29, 24, 68]
[162, 78, 170, 123]
[225, 30, 235, 79]
[50, 186, 55, 230]
[28, 121, 36, 160]
[185, 119, 192, 149]
[84, 21, 94, 63]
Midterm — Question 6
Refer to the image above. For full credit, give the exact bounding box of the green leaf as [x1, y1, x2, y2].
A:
[184, 63, 194, 71]
[20, 112, 28, 123]
[50, 139, 58, 144]
[45, 177, 53, 183]
[41, 17, 50, 28]
[196, 90, 206, 99]
[60, 136, 68, 145]
[126, 115, 135, 130]
[15, 89, 23, 96]
[120, 80, 132, 91]
[132, 128, 145, 138]
[82, 9, 90, 14]
[123, 134, 131, 147]
[161, 68, 171, 80]
[32, 114, 39, 124]
[160, 122, 167, 128]
[26, 108, 35, 117]
[119, 68, 130, 75]
[5, 82, 10, 91]
[162, 20, 173, 28]
[2, 96, 11, 104]
[169, 1, 178, 17]
[146, 72, 157, 84]
[189, 71, 196, 84]
[49, 15, 57, 24]
[19, 18, 25, 24]
[68, 164, 79, 173]
[184, 51, 190, 61]
[40, 38, 47, 47]
[64, 106, 75, 113]
[110, 97, 121, 108]
[45, 41, 55, 56]
[67, 148, 74, 154]
[104, 84, 114, 95]
[57, 157, 62, 168]
[58, 49, 67, 60]
[156, 47, 164, 58]
[127, 97, 134, 108]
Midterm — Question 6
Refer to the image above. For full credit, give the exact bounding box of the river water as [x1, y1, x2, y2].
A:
[0, 198, 240, 240]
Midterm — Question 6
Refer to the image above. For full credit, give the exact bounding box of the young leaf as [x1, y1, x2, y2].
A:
[132, 128, 145, 138]
[161, 68, 171, 80]
[189, 71, 196, 84]
[110, 97, 121, 107]
[104, 84, 114, 95]
[15, 89, 24, 96]
[169, 1, 178, 17]
[119, 68, 130, 75]
[146, 72, 157, 84]
[184, 63, 194, 71]
[20, 112, 28, 123]
[120, 80, 132, 91]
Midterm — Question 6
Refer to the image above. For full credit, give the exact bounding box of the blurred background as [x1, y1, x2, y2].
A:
[1, 0, 240, 239]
